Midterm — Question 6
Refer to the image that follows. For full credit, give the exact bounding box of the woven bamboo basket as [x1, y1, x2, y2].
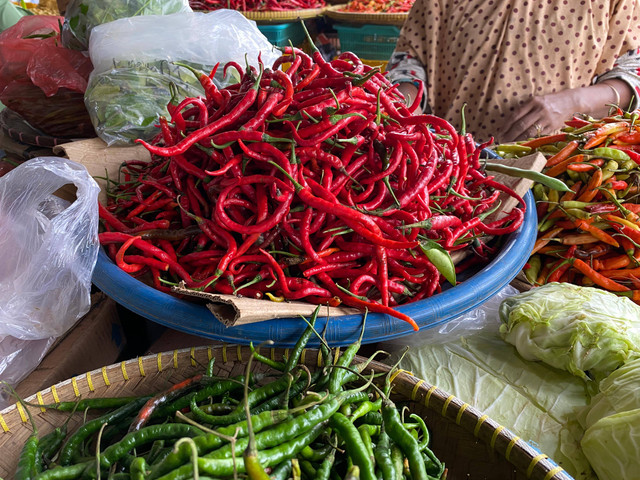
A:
[324, 5, 409, 26]
[241, 8, 326, 23]
[0, 346, 573, 480]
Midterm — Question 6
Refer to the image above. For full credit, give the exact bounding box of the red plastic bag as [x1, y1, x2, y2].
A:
[0, 15, 94, 138]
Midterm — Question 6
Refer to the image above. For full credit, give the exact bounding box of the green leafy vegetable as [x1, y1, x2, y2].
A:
[576, 355, 640, 430]
[580, 408, 640, 480]
[498, 283, 640, 382]
[84, 60, 217, 146]
[61, 0, 191, 50]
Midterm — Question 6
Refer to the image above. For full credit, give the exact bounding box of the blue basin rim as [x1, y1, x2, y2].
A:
[92, 190, 537, 347]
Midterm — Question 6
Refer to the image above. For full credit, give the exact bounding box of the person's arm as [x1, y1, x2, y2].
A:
[385, 51, 428, 114]
[500, 40, 640, 143]
[499, 79, 631, 143]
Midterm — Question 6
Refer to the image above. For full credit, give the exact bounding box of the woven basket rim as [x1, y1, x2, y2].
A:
[324, 4, 408, 25]
[241, 7, 325, 22]
[0, 345, 573, 480]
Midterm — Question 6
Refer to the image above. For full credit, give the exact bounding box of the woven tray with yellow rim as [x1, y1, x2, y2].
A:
[239, 7, 326, 22]
[0, 346, 572, 479]
[324, 4, 408, 25]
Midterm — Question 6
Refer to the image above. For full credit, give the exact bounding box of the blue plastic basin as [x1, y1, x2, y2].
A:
[92, 190, 536, 347]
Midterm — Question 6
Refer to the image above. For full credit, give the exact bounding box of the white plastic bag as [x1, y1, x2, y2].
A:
[0, 157, 100, 340]
[84, 10, 281, 146]
[61, 0, 193, 51]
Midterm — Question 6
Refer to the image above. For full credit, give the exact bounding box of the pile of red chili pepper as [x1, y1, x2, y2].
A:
[11, 317, 446, 480]
[494, 109, 640, 303]
[98, 44, 526, 330]
[339, 0, 415, 14]
[188, 0, 326, 12]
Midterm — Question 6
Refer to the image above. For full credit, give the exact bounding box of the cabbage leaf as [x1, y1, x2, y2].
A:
[498, 283, 640, 381]
[577, 355, 640, 430]
[580, 408, 640, 480]
[392, 329, 595, 479]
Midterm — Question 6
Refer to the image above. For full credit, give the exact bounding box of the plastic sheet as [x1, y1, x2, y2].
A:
[84, 10, 280, 145]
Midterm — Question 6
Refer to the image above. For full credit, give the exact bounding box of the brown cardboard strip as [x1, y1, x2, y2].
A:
[171, 282, 360, 326]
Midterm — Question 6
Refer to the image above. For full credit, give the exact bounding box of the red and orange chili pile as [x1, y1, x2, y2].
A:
[98, 46, 525, 330]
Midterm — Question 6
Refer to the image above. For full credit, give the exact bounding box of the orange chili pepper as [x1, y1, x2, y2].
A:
[545, 154, 585, 178]
[575, 168, 604, 203]
[573, 218, 619, 247]
[545, 140, 579, 167]
[560, 233, 601, 245]
[593, 254, 631, 271]
[522, 133, 568, 148]
[570, 258, 629, 291]
[583, 122, 630, 149]
[532, 226, 564, 254]
[566, 158, 605, 172]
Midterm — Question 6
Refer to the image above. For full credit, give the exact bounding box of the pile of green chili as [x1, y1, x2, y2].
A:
[11, 310, 445, 480]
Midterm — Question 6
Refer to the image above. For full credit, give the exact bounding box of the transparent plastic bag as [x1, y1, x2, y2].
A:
[61, 0, 192, 51]
[84, 10, 280, 146]
[380, 285, 519, 348]
[0, 157, 100, 340]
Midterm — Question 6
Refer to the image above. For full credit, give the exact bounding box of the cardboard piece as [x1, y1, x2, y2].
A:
[171, 283, 360, 327]
[15, 293, 126, 399]
[53, 137, 151, 203]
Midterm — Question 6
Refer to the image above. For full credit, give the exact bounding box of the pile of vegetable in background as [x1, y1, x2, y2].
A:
[9, 313, 446, 480]
[494, 109, 640, 303]
[98, 42, 526, 329]
[61, 0, 192, 51]
[188, 0, 326, 12]
[339, 0, 415, 13]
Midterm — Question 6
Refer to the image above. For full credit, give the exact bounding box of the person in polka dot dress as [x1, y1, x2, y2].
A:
[386, 0, 640, 143]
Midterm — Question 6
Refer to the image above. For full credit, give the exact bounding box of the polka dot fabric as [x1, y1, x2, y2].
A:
[392, 0, 640, 141]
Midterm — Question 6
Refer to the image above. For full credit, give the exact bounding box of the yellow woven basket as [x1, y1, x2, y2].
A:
[324, 4, 409, 26]
[0, 346, 572, 480]
[242, 8, 326, 23]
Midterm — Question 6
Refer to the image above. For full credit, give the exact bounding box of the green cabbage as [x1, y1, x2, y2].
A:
[498, 283, 640, 381]
[580, 408, 640, 480]
[391, 331, 595, 479]
[577, 355, 640, 430]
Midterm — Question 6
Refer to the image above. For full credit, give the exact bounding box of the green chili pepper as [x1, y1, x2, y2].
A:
[485, 162, 572, 192]
[589, 147, 631, 162]
[375, 428, 399, 480]
[203, 390, 369, 461]
[58, 396, 151, 466]
[30, 460, 92, 480]
[601, 160, 619, 182]
[524, 255, 542, 285]
[99, 424, 204, 469]
[419, 240, 456, 286]
[350, 398, 383, 422]
[269, 460, 293, 480]
[149, 408, 294, 478]
[533, 183, 549, 202]
[382, 403, 428, 480]
[328, 412, 376, 480]
[157, 424, 326, 480]
[130, 457, 150, 480]
[285, 305, 320, 372]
